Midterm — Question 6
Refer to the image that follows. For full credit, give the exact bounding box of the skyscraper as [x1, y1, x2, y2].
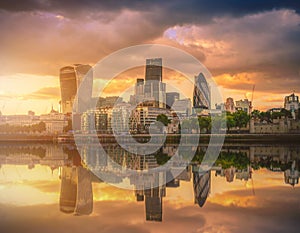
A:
[166, 92, 179, 109]
[144, 58, 166, 108]
[59, 64, 92, 114]
[145, 58, 162, 82]
[193, 73, 210, 109]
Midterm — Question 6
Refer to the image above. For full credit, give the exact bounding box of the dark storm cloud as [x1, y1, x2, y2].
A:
[1, 0, 300, 22]
[0, 0, 300, 101]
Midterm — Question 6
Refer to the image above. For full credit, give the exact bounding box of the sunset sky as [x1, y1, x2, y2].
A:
[0, 1, 300, 114]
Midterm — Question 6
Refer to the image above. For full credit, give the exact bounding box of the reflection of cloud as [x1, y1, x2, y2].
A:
[1, 186, 300, 233]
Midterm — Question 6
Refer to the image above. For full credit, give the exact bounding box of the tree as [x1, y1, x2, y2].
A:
[251, 110, 260, 119]
[156, 114, 169, 126]
[198, 116, 211, 133]
[233, 110, 250, 128]
[226, 114, 236, 131]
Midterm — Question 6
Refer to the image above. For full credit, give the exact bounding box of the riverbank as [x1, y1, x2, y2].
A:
[0, 133, 300, 143]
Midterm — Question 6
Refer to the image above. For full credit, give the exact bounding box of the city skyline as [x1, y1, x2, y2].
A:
[0, 62, 299, 115]
[1, 2, 300, 114]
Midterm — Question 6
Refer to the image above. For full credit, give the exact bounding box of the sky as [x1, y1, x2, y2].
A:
[0, 1, 300, 114]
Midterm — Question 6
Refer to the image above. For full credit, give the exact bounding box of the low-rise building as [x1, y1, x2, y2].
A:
[40, 108, 67, 134]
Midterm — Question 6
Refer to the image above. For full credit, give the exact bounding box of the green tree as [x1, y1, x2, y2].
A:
[251, 109, 260, 119]
[198, 116, 211, 133]
[226, 114, 236, 131]
[233, 110, 250, 128]
[156, 114, 169, 126]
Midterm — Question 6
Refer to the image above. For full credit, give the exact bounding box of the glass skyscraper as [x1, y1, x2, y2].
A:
[59, 64, 92, 114]
[193, 73, 210, 109]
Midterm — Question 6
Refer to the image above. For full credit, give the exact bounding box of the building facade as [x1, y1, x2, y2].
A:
[284, 93, 299, 112]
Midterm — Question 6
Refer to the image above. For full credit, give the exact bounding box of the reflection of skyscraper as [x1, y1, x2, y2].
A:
[59, 166, 93, 215]
[192, 169, 211, 207]
[193, 73, 210, 109]
[145, 187, 163, 222]
[59, 64, 92, 114]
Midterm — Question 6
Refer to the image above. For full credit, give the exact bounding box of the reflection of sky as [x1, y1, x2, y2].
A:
[0, 165, 295, 206]
[0, 171, 299, 232]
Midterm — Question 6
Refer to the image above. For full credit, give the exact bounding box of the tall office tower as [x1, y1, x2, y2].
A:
[144, 58, 166, 108]
[135, 78, 145, 104]
[166, 92, 179, 109]
[145, 58, 162, 82]
[193, 73, 210, 109]
[192, 168, 211, 207]
[59, 64, 92, 114]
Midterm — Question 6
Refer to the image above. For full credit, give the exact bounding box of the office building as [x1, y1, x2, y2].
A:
[166, 92, 179, 109]
[193, 73, 210, 109]
[59, 64, 92, 114]
[172, 98, 192, 117]
[144, 58, 166, 108]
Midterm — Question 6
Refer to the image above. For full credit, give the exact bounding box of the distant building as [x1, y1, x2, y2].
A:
[250, 117, 290, 134]
[166, 92, 179, 109]
[130, 105, 170, 133]
[59, 64, 92, 114]
[225, 97, 235, 113]
[96, 96, 122, 108]
[235, 99, 251, 114]
[111, 102, 131, 133]
[284, 93, 299, 112]
[172, 98, 192, 117]
[0, 112, 39, 126]
[40, 107, 67, 134]
[193, 73, 210, 110]
[134, 79, 145, 104]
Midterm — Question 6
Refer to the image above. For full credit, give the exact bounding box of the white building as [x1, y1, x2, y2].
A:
[235, 99, 251, 114]
[284, 93, 299, 113]
[40, 108, 67, 134]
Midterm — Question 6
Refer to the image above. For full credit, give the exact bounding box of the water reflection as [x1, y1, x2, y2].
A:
[0, 143, 299, 223]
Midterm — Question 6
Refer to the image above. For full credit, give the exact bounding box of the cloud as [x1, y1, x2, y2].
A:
[22, 86, 60, 100]
[0, 1, 300, 112]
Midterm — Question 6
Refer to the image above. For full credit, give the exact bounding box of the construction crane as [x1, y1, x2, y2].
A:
[249, 84, 255, 114]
